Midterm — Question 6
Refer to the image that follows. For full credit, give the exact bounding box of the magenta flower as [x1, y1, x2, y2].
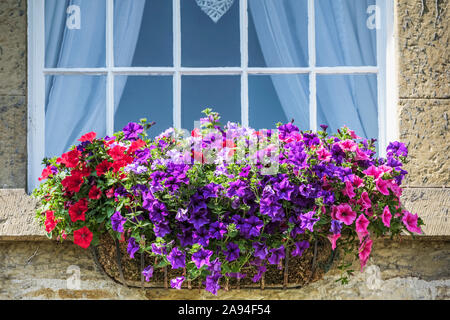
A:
[402, 211, 422, 234]
[363, 165, 384, 180]
[358, 238, 373, 271]
[335, 204, 357, 225]
[355, 214, 370, 235]
[327, 233, 341, 251]
[382, 206, 392, 228]
[316, 147, 331, 162]
[358, 191, 372, 210]
[376, 178, 390, 195]
[343, 181, 355, 199]
[338, 139, 357, 152]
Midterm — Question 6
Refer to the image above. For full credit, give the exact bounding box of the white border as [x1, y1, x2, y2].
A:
[27, 0, 396, 192]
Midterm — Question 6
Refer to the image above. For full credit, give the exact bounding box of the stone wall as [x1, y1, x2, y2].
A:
[0, 0, 27, 189]
[1, 238, 449, 300]
[0, 0, 449, 300]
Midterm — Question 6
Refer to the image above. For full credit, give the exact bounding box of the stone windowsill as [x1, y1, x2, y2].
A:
[0, 188, 449, 240]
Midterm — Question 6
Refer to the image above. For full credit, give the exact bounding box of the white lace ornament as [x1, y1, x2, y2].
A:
[195, 0, 235, 23]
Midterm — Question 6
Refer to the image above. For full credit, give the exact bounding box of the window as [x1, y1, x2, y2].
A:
[28, 0, 397, 191]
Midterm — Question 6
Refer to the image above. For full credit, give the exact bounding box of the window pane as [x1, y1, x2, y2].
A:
[182, 76, 240, 130]
[317, 74, 378, 140]
[248, 0, 308, 67]
[114, 0, 172, 67]
[315, 0, 377, 66]
[45, 0, 106, 68]
[45, 75, 106, 158]
[114, 76, 173, 137]
[181, 0, 240, 67]
[249, 75, 309, 130]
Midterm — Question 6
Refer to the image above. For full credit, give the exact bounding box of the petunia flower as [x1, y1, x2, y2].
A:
[335, 204, 357, 225]
[170, 276, 185, 290]
[402, 211, 422, 234]
[381, 206, 392, 228]
[73, 226, 93, 249]
[142, 265, 154, 282]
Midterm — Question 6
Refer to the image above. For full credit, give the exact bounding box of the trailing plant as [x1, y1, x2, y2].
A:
[33, 109, 423, 294]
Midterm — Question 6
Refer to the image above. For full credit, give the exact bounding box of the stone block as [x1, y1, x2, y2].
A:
[399, 98, 449, 186]
[0, 95, 27, 188]
[0, 0, 27, 96]
[397, 0, 449, 98]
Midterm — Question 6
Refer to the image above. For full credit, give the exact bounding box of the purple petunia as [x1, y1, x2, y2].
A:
[110, 211, 126, 233]
[167, 247, 186, 269]
[142, 265, 154, 282]
[291, 241, 310, 257]
[123, 122, 143, 141]
[170, 276, 185, 290]
[224, 242, 240, 262]
[253, 242, 268, 260]
[192, 248, 213, 269]
[127, 237, 140, 259]
[268, 245, 285, 265]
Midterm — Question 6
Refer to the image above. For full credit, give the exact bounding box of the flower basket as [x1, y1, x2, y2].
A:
[33, 108, 424, 295]
[93, 233, 335, 289]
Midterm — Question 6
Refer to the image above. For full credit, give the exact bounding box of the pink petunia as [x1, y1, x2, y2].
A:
[327, 233, 341, 251]
[316, 147, 332, 162]
[335, 204, 357, 225]
[376, 178, 390, 195]
[339, 139, 358, 152]
[402, 211, 422, 234]
[353, 176, 365, 188]
[359, 238, 373, 271]
[343, 181, 356, 199]
[355, 148, 370, 161]
[357, 191, 372, 210]
[381, 206, 392, 228]
[362, 165, 384, 180]
[356, 214, 370, 234]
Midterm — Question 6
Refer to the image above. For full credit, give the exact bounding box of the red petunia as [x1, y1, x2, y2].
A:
[68, 198, 88, 222]
[128, 139, 146, 153]
[108, 145, 127, 161]
[111, 155, 134, 173]
[57, 149, 81, 168]
[39, 166, 53, 181]
[78, 131, 97, 142]
[96, 160, 112, 176]
[73, 226, 93, 249]
[72, 164, 91, 178]
[88, 185, 102, 200]
[105, 187, 114, 198]
[44, 210, 58, 233]
[61, 172, 84, 193]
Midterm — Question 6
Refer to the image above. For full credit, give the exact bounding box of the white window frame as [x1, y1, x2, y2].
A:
[27, 0, 398, 192]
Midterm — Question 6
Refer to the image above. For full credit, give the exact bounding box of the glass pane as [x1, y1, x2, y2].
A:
[114, 0, 172, 67]
[317, 74, 378, 140]
[181, 0, 240, 67]
[315, 0, 377, 66]
[182, 76, 241, 130]
[45, 75, 106, 158]
[45, 0, 106, 68]
[249, 75, 309, 130]
[114, 76, 173, 137]
[248, 0, 308, 67]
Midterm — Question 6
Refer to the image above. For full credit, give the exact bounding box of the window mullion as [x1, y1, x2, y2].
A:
[240, 0, 249, 127]
[106, 0, 114, 136]
[173, 0, 181, 129]
[308, 0, 317, 132]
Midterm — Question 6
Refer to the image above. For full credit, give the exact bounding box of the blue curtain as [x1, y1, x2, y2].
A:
[249, 0, 378, 138]
[45, 0, 145, 157]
